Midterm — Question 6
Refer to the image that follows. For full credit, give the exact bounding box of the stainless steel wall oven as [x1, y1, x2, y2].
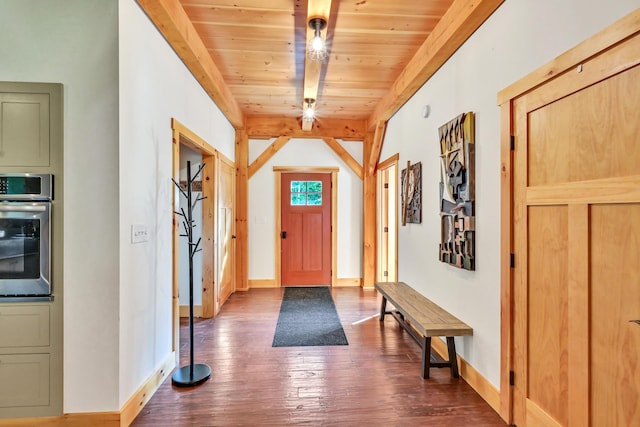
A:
[0, 174, 53, 301]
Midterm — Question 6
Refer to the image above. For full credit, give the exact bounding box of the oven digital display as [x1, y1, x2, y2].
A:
[0, 177, 42, 195]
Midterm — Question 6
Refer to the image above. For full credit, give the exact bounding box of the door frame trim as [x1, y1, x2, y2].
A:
[498, 10, 640, 424]
[274, 166, 338, 287]
[171, 119, 218, 355]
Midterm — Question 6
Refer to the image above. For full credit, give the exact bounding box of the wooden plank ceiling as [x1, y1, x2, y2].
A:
[138, 0, 504, 137]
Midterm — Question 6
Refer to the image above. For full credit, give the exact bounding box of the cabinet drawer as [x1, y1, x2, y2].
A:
[0, 353, 49, 407]
[0, 305, 49, 348]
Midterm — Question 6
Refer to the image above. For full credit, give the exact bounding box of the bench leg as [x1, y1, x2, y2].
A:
[422, 336, 432, 379]
[446, 337, 460, 378]
[379, 296, 387, 321]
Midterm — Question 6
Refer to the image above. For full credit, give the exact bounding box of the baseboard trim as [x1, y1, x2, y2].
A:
[179, 305, 203, 317]
[0, 413, 120, 427]
[0, 352, 176, 427]
[248, 278, 364, 288]
[431, 338, 500, 414]
[119, 352, 176, 426]
[334, 278, 362, 287]
[249, 279, 277, 288]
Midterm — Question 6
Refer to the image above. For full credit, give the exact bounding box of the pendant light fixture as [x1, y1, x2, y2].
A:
[303, 98, 316, 122]
[307, 17, 328, 61]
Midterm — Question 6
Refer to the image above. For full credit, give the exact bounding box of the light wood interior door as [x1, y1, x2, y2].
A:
[217, 155, 235, 309]
[511, 33, 640, 427]
[281, 173, 331, 286]
[377, 160, 398, 282]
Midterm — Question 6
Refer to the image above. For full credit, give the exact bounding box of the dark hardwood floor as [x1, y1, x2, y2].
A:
[132, 287, 506, 426]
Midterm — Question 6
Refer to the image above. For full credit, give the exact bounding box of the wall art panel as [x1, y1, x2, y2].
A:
[438, 112, 475, 270]
[401, 161, 422, 225]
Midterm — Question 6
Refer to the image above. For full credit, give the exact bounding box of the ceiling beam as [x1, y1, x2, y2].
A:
[136, 0, 244, 129]
[302, 0, 332, 132]
[367, 121, 387, 176]
[248, 136, 291, 179]
[367, 0, 505, 129]
[322, 137, 363, 180]
[246, 117, 366, 140]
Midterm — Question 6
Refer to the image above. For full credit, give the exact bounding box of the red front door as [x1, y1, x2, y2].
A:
[281, 173, 331, 286]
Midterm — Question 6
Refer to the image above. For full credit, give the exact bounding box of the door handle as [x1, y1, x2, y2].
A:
[281, 231, 287, 239]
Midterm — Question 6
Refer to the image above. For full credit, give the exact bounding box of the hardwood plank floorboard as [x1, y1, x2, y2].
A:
[132, 288, 506, 426]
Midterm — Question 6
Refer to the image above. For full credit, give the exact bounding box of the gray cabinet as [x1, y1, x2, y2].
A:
[0, 82, 62, 418]
[0, 353, 50, 408]
[0, 92, 50, 167]
[0, 305, 50, 348]
[0, 305, 51, 409]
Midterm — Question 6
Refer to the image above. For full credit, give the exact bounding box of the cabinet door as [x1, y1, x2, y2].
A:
[0, 353, 50, 407]
[0, 92, 50, 167]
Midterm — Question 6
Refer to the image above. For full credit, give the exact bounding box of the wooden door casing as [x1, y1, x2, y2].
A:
[505, 17, 640, 427]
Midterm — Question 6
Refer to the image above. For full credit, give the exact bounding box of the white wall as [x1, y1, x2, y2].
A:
[249, 138, 363, 281]
[118, 0, 235, 409]
[0, 0, 235, 414]
[0, 0, 121, 412]
[381, 0, 638, 388]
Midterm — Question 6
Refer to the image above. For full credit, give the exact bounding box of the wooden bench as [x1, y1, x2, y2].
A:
[375, 281, 473, 379]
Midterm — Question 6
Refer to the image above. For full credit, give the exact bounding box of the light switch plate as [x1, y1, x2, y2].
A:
[131, 224, 149, 243]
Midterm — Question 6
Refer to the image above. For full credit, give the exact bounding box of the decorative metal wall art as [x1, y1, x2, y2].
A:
[401, 161, 422, 225]
[438, 112, 475, 270]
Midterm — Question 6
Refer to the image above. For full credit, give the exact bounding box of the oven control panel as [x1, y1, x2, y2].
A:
[0, 175, 52, 200]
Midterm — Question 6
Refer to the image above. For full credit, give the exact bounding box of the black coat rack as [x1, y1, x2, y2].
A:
[171, 160, 211, 387]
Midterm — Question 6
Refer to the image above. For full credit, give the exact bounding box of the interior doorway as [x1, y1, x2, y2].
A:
[377, 154, 399, 283]
[170, 119, 236, 355]
[217, 155, 235, 307]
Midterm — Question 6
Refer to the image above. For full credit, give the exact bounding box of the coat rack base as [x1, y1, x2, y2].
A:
[171, 363, 211, 387]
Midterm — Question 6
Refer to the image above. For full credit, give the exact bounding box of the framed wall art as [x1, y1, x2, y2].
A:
[401, 161, 421, 225]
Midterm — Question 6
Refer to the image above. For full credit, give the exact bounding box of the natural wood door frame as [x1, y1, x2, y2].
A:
[274, 166, 338, 287]
[376, 154, 399, 282]
[171, 119, 218, 354]
[498, 10, 640, 424]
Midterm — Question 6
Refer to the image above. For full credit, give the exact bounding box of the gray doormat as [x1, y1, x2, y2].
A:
[272, 286, 349, 347]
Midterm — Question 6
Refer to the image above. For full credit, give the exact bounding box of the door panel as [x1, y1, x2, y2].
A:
[302, 212, 322, 270]
[527, 206, 569, 426]
[217, 157, 235, 308]
[528, 66, 640, 186]
[512, 34, 640, 426]
[281, 173, 331, 285]
[590, 204, 640, 427]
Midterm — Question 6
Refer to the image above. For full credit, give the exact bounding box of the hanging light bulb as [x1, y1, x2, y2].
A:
[303, 98, 316, 122]
[307, 18, 327, 61]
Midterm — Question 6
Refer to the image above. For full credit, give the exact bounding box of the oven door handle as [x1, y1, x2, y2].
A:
[0, 204, 48, 212]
